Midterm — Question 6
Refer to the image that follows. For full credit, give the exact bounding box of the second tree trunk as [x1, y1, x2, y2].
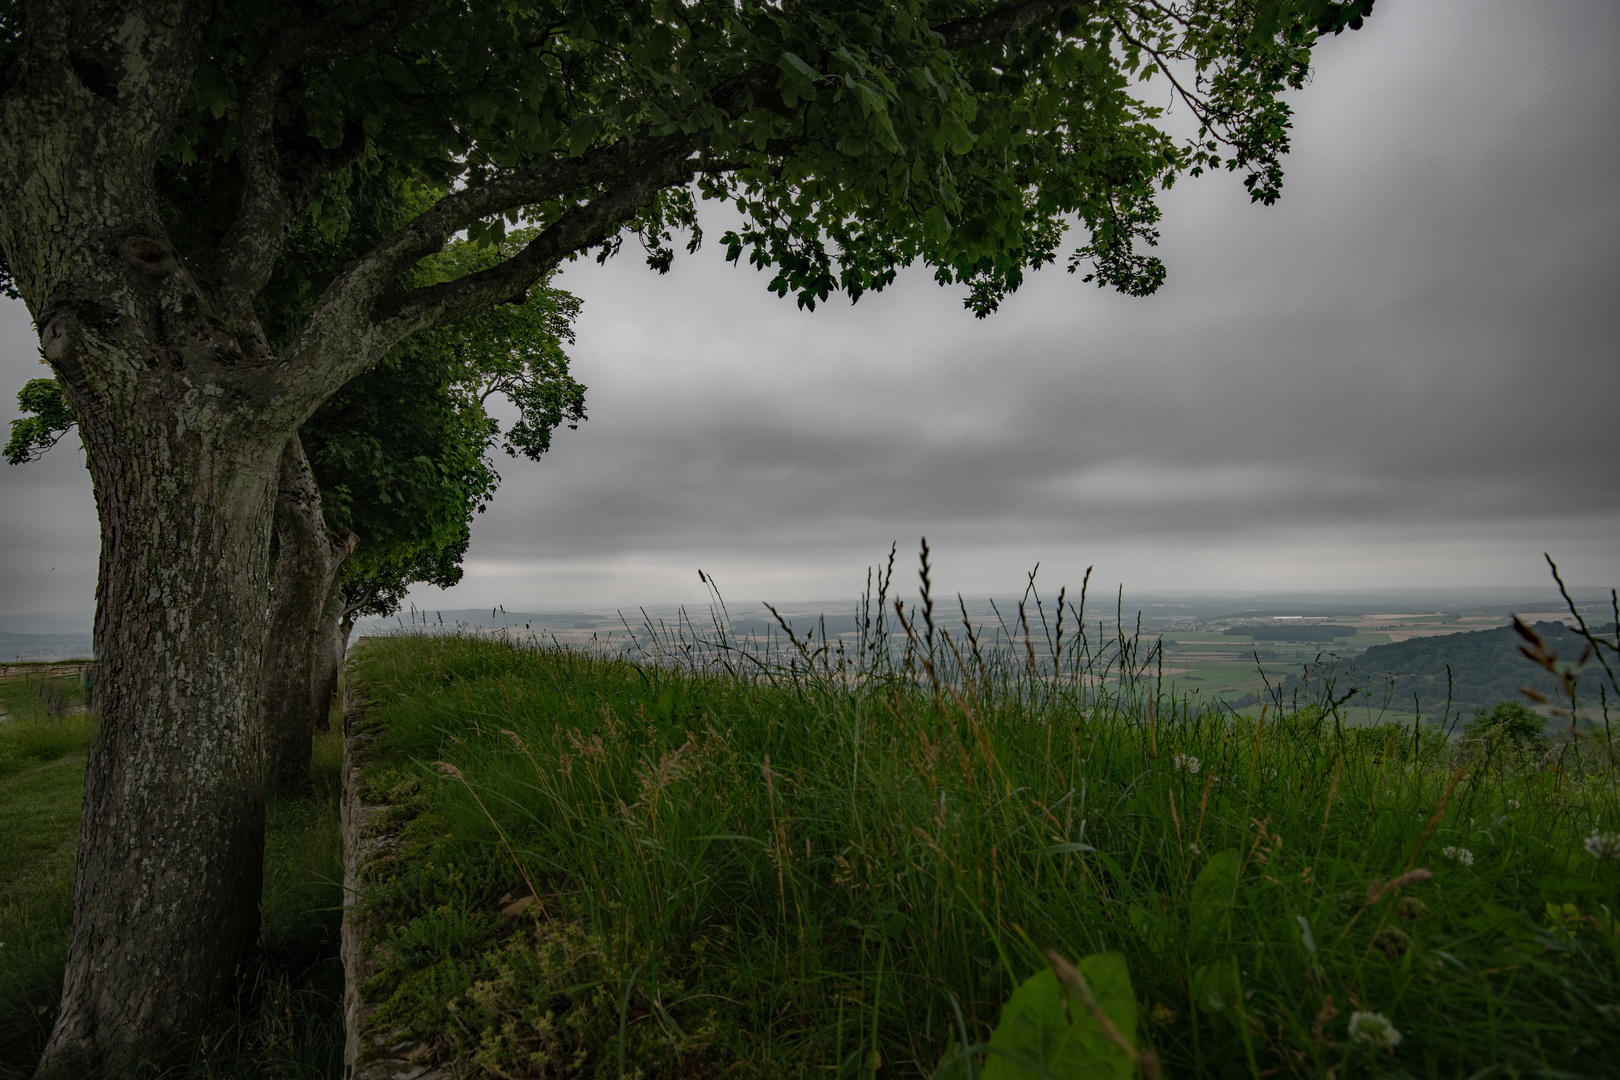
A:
[262, 437, 355, 782]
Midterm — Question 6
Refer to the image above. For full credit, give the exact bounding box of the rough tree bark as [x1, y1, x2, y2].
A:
[310, 568, 349, 732]
[0, 5, 314, 1071]
[39, 371, 281, 1076]
[339, 606, 362, 661]
[262, 437, 355, 780]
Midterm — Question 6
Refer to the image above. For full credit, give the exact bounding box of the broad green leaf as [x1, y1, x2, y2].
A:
[944, 118, 977, 155]
[981, 969, 1068, 1080]
[567, 116, 600, 157]
[980, 955, 1139, 1080]
[1128, 903, 1170, 955]
[1188, 848, 1241, 958]
[778, 51, 819, 84]
[1189, 957, 1241, 1016]
[1065, 951, 1139, 1076]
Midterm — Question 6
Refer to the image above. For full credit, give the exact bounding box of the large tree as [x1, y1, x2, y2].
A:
[0, 0, 1374, 1071]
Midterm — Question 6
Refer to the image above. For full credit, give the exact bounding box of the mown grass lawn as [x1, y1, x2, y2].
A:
[347, 612, 1620, 1080]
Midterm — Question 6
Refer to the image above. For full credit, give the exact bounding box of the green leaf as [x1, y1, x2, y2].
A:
[1067, 951, 1139, 1075]
[980, 955, 1139, 1080]
[870, 107, 901, 153]
[6, 378, 76, 465]
[1128, 904, 1170, 955]
[980, 970, 1068, 1080]
[567, 116, 600, 157]
[778, 51, 819, 84]
[1188, 848, 1241, 958]
[1189, 957, 1241, 1016]
[944, 118, 977, 155]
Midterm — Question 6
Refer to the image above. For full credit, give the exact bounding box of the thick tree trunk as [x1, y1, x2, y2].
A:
[36, 388, 285, 1076]
[0, 10, 312, 1071]
[262, 438, 354, 781]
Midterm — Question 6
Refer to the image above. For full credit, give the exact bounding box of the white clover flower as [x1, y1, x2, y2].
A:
[1441, 846, 1475, 866]
[1507, 799, 1521, 810]
[1584, 830, 1620, 860]
[1188, 842, 1202, 856]
[1348, 1010, 1402, 1049]
[1174, 752, 1200, 775]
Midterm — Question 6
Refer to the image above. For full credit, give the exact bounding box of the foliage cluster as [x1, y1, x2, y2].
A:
[1, 0, 1379, 321]
[1461, 700, 1551, 752]
[345, 570, 1618, 1079]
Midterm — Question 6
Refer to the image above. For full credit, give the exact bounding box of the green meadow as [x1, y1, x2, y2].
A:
[4, 569, 1616, 1078]
[343, 570, 1620, 1079]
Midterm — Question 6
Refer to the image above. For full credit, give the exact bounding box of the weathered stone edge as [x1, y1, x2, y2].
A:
[340, 674, 453, 1080]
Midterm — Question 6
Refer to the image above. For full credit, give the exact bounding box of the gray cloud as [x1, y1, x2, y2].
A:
[3, 0, 1616, 618]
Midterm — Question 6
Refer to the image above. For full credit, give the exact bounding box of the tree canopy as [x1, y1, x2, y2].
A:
[311, 241, 587, 623]
[1, 0, 1377, 337]
[3, 375, 72, 464]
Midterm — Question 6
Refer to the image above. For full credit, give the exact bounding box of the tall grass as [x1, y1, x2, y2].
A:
[0, 678, 93, 1072]
[351, 552, 1620, 1078]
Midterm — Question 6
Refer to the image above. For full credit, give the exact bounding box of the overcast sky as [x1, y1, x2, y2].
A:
[2, 0, 1617, 619]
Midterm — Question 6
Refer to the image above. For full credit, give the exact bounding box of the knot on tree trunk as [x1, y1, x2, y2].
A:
[120, 236, 176, 275]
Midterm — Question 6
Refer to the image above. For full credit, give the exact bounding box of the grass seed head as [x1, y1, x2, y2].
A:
[1372, 926, 1411, 959]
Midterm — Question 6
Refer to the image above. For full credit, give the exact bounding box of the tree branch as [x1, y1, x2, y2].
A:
[209, 3, 426, 321]
[272, 0, 1094, 406]
[1108, 16, 1234, 146]
[274, 131, 699, 392]
[369, 148, 707, 345]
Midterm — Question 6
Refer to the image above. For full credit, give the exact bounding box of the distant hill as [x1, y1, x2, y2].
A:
[1277, 620, 1615, 718]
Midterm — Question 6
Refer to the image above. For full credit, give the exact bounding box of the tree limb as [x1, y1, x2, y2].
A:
[209, 2, 427, 320]
[368, 146, 708, 347]
[275, 0, 1095, 402]
[275, 131, 701, 397]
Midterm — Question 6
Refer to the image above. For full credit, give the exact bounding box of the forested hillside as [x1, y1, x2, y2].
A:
[1277, 620, 1616, 718]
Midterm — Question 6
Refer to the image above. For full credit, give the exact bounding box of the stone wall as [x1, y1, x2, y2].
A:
[339, 682, 452, 1080]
